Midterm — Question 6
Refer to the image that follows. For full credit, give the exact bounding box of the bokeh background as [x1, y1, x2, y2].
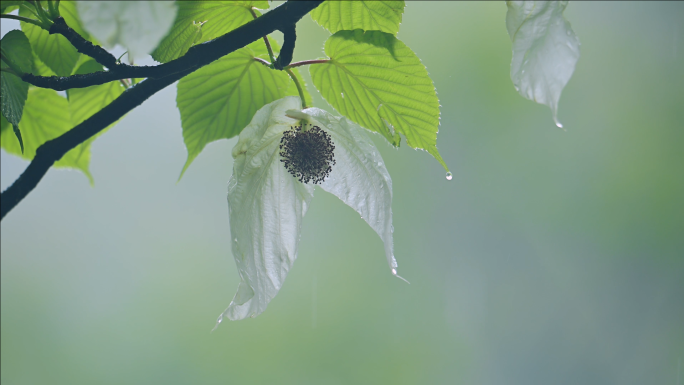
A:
[2, 2, 683, 384]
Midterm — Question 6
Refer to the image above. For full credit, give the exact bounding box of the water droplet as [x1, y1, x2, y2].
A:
[377, 161, 382, 167]
[390, 225, 394, 233]
[514, 85, 520, 92]
[446, 172, 453, 181]
[341, 92, 344, 98]
[392, 268, 397, 275]
[521, 69, 526, 74]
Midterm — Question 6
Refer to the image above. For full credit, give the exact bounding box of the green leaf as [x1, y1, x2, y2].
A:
[152, 20, 204, 63]
[68, 60, 125, 127]
[1, 30, 32, 151]
[1, 70, 28, 150]
[19, 6, 80, 76]
[65, 59, 126, 172]
[310, 30, 447, 171]
[176, 39, 290, 179]
[31, 51, 56, 77]
[0, 29, 33, 72]
[506, 0, 580, 128]
[152, 1, 267, 63]
[216, 97, 314, 323]
[1, 1, 22, 14]
[311, 1, 405, 35]
[0, 88, 93, 182]
[77, 1, 178, 62]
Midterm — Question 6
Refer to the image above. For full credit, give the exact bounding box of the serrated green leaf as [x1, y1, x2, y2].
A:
[152, 1, 267, 63]
[506, 1, 579, 128]
[152, 20, 204, 63]
[19, 6, 80, 76]
[311, 1, 405, 35]
[77, 1, 177, 62]
[1, 29, 33, 72]
[176, 39, 290, 179]
[1, 30, 31, 134]
[0, 88, 93, 182]
[310, 30, 447, 171]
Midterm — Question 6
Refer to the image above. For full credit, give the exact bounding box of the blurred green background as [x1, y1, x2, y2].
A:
[2, 2, 683, 384]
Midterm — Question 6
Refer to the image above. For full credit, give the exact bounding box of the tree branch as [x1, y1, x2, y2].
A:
[49, 17, 118, 68]
[274, 24, 296, 70]
[1, 0, 325, 220]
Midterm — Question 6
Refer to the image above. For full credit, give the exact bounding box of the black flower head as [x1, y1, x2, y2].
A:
[279, 124, 336, 184]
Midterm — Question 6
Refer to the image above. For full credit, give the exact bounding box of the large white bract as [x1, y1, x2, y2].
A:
[77, 1, 178, 62]
[215, 97, 401, 326]
[506, 1, 580, 128]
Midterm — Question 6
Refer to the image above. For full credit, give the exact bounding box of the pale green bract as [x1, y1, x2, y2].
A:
[506, 1, 580, 128]
[215, 97, 402, 325]
[310, 1, 405, 35]
[77, 1, 178, 62]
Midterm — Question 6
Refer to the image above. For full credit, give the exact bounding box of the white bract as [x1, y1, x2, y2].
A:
[77, 1, 177, 62]
[506, 1, 580, 128]
[215, 97, 402, 326]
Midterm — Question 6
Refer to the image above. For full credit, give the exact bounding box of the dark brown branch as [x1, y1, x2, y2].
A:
[274, 24, 296, 70]
[1, 0, 325, 220]
[49, 17, 118, 68]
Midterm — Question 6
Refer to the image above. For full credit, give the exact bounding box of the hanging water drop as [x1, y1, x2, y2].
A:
[446, 172, 453, 181]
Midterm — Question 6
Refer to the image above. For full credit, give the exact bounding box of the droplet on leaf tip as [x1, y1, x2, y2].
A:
[446, 172, 453, 181]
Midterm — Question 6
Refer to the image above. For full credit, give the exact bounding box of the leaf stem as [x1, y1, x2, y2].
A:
[0, 14, 45, 28]
[253, 57, 271, 67]
[285, 59, 330, 69]
[285, 68, 307, 109]
[250, 7, 277, 65]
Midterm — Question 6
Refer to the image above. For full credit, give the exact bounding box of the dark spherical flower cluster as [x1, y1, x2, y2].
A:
[279, 124, 336, 184]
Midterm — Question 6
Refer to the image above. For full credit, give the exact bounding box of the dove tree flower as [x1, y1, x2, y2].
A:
[0, 1, 581, 328]
[215, 96, 405, 324]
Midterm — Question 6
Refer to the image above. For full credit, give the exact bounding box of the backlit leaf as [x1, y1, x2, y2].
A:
[311, 1, 405, 35]
[0, 88, 93, 182]
[176, 39, 290, 178]
[19, 6, 80, 76]
[152, 1, 268, 63]
[310, 30, 447, 171]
